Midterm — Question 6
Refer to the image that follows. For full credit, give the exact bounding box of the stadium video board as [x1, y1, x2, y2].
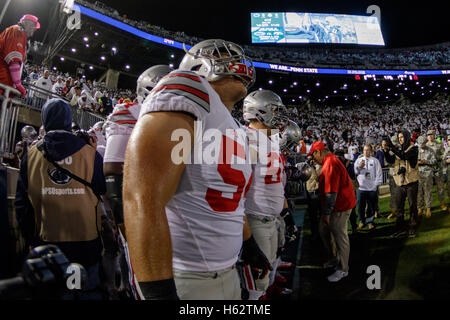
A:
[251, 12, 385, 46]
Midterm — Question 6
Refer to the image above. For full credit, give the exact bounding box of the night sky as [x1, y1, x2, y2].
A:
[1, 0, 449, 48]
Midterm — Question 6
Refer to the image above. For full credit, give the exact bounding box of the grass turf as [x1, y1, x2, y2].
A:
[297, 186, 450, 300]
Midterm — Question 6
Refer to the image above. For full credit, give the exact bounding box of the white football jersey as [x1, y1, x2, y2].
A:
[139, 70, 253, 272]
[104, 102, 141, 163]
[244, 127, 286, 217]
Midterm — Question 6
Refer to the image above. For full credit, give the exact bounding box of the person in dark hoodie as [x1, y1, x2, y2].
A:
[14, 98, 106, 299]
[383, 130, 419, 238]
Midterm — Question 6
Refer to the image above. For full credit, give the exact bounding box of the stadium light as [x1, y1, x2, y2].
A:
[52, 67, 57, 71]
[299, 96, 302, 99]
[333, 90, 337, 94]
[316, 82, 320, 87]
[170, 54, 175, 59]
[100, 56, 106, 61]
[306, 89, 310, 93]
[345, 98, 348, 101]
[125, 65, 130, 70]
[169, 63, 174, 68]
[89, 66, 94, 70]
[60, 57, 65, 61]
[112, 47, 117, 52]
[71, 48, 76, 53]
[364, 89, 368, 93]
[85, 44, 90, 48]
[83, 36, 89, 42]
[259, 88, 263, 91]
[94, 32, 99, 36]
[293, 82, 298, 86]
[283, 89, 287, 92]
[325, 96, 329, 99]
[268, 80, 273, 84]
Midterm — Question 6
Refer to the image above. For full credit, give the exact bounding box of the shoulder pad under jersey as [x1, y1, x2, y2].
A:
[108, 102, 140, 127]
[151, 70, 210, 113]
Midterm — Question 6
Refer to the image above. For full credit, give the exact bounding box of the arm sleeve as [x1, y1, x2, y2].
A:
[354, 158, 363, 175]
[91, 151, 107, 196]
[375, 159, 383, 186]
[322, 164, 339, 194]
[384, 150, 396, 164]
[321, 192, 337, 216]
[3, 27, 26, 65]
[8, 61, 22, 85]
[14, 153, 36, 247]
[405, 146, 419, 168]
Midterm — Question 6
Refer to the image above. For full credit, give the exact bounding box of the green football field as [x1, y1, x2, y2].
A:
[297, 186, 450, 300]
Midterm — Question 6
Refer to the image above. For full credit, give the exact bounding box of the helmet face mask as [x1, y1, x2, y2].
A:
[180, 39, 256, 89]
[279, 120, 302, 152]
[243, 90, 288, 128]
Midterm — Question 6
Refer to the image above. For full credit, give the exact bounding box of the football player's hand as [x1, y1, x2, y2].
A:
[240, 236, 272, 280]
[286, 224, 298, 242]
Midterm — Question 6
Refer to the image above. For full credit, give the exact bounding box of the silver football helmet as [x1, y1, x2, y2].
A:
[243, 90, 287, 128]
[21, 125, 37, 144]
[279, 120, 302, 151]
[179, 39, 255, 88]
[295, 162, 313, 182]
[136, 65, 174, 104]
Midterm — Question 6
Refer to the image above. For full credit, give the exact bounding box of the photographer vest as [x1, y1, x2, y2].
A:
[26, 144, 101, 243]
[393, 145, 419, 186]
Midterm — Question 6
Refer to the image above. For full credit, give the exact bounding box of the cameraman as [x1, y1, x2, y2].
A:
[14, 99, 106, 299]
[383, 130, 419, 238]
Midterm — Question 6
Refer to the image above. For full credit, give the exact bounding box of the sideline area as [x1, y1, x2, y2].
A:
[293, 186, 450, 300]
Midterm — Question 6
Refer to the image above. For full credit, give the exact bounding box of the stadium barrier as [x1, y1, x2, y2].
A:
[0, 84, 25, 162]
[16, 84, 106, 130]
[21, 84, 70, 111]
[382, 168, 390, 185]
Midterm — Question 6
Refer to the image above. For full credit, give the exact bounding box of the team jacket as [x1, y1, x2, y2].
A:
[15, 130, 106, 267]
[0, 25, 27, 87]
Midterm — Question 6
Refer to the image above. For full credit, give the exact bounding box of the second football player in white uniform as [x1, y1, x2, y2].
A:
[241, 90, 291, 299]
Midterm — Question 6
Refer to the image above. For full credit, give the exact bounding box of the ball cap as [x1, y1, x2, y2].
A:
[20, 14, 40, 29]
[307, 141, 326, 157]
[427, 130, 435, 136]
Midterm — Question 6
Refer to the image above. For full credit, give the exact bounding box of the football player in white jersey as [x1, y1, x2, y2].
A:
[123, 39, 271, 300]
[241, 90, 295, 299]
[102, 65, 173, 299]
[103, 65, 173, 230]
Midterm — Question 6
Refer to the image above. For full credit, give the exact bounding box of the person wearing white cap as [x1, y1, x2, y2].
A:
[0, 14, 40, 98]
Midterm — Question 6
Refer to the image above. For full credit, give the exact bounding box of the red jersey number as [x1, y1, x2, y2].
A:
[206, 135, 249, 212]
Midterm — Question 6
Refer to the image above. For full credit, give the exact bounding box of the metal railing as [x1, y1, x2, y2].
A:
[0, 84, 25, 162]
[17, 84, 106, 130]
[382, 168, 390, 185]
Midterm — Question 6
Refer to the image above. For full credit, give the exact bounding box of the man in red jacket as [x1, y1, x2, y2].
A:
[0, 14, 40, 98]
[308, 141, 356, 282]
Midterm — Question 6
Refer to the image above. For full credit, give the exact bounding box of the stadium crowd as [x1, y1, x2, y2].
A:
[21, 62, 135, 115]
[76, 0, 450, 69]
